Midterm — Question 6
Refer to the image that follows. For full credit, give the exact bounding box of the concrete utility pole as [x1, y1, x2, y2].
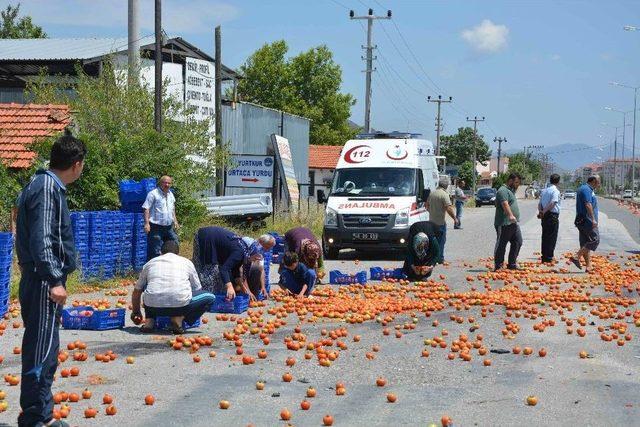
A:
[154, 0, 162, 133]
[427, 95, 452, 155]
[127, 0, 140, 86]
[215, 26, 223, 196]
[350, 8, 391, 133]
[494, 136, 507, 175]
[466, 116, 485, 194]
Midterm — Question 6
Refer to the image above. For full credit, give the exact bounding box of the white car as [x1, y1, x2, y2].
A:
[563, 190, 576, 199]
[623, 189, 633, 199]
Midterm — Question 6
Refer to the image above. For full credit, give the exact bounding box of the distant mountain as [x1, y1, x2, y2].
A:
[505, 143, 610, 171]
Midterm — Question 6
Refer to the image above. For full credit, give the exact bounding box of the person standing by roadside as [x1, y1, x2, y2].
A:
[453, 179, 467, 229]
[143, 175, 179, 261]
[494, 173, 522, 271]
[426, 176, 459, 261]
[570, 175, 600, 272]
[15, 129, 86, 427]
[538, 174, 561, 263]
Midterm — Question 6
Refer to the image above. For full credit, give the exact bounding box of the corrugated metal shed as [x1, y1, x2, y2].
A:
[0, 37, 155, 61]
[221, 102, 310, 200]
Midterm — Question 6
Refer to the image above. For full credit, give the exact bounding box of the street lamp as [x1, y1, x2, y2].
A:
[611, 81, 639, 195]
[602, 121, 632, 193]
[604, 107, 633, 190]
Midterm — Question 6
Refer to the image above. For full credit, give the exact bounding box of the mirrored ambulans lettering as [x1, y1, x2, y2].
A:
[337, 202, 396, 209]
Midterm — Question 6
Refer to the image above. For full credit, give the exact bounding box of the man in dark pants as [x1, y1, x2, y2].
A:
[15, 129, 86, 427]
[538, 174, 561, 263]
[570, 175, 601, 272]
[494, 173, 522, 271]
[131, 241, 215, 334]
[143, 175, 179, 261]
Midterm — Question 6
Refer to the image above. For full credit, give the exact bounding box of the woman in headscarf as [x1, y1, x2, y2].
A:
[283, 227, 324, 272]
[402, 221, 441, 281]
[192, 226, 257, 301]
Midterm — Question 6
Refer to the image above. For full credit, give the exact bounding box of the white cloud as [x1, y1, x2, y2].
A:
[550, 54, 561, 61]
[461, 19, 509, 54]
[19, 0, 239, 35]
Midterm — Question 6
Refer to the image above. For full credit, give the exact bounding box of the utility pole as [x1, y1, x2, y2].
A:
[215, 26, 223, 196]
[614, 131, 618, 192]
[427, 95, 452, 155]
[494, 136, 507, 175]
[350, 8, 391, 133]
[127, 0, 140, 86]
[154, 0, 162, 132]
[466, 116, 485, 194]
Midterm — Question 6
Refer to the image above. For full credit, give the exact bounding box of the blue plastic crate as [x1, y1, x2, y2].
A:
[329, 270, 367, 285]
[209, 294, 249, 314]
[154, 317, 201, 331]
[61, 306, 125, 330]
[370, 267, 406, 281]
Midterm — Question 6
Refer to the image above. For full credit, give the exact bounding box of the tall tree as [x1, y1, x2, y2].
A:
[236, 41, 357, 146]
[0, 3, 47, 39]
[440, 127, 491, 167]
[508, 152, 542, 183]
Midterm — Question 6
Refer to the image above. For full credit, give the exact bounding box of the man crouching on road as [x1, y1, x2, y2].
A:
[280, 252, 316, 298]
[131, 241, 216, 334]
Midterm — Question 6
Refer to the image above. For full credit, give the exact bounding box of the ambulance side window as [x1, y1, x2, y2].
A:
[417, 169, 424, 200]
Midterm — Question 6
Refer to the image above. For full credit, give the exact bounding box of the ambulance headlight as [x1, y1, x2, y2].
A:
[325, 207, 338, 226]
[394, 207, 410, 227]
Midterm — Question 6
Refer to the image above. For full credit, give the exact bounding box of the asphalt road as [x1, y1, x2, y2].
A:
[1, 199, 639, 427]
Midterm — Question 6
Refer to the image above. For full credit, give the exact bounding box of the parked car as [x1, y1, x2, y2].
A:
[475, 187, 497, 207]
[623, 189, 633, 199]
[563, 190, 576, 199]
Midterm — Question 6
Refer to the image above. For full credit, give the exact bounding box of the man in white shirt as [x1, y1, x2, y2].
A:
[142, 175, 179, 261]
[131, 240, 215, 334]
[537, 174, 561, 263]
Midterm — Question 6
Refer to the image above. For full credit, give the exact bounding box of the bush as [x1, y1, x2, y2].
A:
[25, 62, 227, 238]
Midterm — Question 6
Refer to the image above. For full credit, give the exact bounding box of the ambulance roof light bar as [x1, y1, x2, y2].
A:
[355, 131, 423, 140]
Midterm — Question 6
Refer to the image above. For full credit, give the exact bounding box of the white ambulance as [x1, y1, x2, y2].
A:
[317, 132, 441, 259]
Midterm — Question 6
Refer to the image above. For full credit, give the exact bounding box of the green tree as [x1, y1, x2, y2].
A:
[236, 41, 357, 146]
[0, 3, 47, 39]
[440, 127, 491, 167]
[457, 161, 476, 189]
[26, 62, 226, 237]
[507, 152, 542, 183]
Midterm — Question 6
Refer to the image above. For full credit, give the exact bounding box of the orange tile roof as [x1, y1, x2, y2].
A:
[308, 144, 343, 169]
[0, 103, 71, 168]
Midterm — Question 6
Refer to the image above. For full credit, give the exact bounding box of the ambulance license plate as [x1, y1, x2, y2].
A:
[353, 232, 378, 240]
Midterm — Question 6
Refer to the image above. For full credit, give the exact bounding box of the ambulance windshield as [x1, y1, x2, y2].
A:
[331, 168, 416, 197]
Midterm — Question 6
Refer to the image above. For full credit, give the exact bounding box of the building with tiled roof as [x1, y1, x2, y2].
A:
[308, 144, 343, 196]
[0, 103, 71, 168]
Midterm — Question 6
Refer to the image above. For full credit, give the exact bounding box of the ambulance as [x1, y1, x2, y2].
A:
[317, 132, 441, 259]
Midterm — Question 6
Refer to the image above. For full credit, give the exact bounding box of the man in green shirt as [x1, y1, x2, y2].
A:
[494, 172, 522, 271]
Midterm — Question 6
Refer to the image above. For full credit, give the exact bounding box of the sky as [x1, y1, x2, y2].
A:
[9, 0, 640, 159]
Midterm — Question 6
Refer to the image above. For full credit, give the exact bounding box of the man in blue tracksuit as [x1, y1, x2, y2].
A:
[280, 252, 316, 298]
[15, 129, 86, 427]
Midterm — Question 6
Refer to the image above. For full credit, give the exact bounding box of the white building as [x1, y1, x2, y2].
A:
[475, 156, 509, 186]
[308, 145, 342, 197]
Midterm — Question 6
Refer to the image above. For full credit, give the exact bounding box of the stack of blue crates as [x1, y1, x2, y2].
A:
[119, 178, 156, 213]
[0, 233, 12, 316]
[132, 213, 147, 271]
[70, 212, 90, 272]
[71, 211, 148, 281]
[116, 213, 134, 275]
